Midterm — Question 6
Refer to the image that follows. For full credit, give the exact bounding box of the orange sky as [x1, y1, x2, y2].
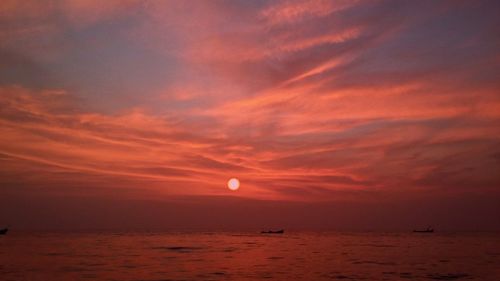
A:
[1, 1, 499, 230]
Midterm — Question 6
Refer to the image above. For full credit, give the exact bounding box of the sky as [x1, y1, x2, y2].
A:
[1, 0, 499, 231]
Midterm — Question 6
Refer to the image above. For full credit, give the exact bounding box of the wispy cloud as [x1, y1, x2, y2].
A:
[1, 0, 499, 202]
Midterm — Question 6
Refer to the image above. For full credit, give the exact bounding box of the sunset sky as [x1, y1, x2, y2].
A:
[1, 0, 499, 231]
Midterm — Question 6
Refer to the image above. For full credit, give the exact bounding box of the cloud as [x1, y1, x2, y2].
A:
[1, 0, 499, 203]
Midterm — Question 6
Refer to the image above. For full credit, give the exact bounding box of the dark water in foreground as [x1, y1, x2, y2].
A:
[1, 232, 499, 280]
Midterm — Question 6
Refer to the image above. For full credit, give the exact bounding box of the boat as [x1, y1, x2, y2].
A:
[413, 227, 433, 233]
[0, 228, 8, 235]
[261, 229, 284, 234]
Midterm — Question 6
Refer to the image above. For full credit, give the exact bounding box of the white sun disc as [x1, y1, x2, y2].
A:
[227, 178, 240, 191]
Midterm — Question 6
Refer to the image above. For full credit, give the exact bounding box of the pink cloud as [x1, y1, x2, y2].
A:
[1, 0, 499, 205]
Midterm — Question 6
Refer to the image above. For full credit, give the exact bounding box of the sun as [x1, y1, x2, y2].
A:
[227, 178, 240, 191]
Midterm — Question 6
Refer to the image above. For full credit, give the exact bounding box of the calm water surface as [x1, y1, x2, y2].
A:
[1, 232, 499, 280]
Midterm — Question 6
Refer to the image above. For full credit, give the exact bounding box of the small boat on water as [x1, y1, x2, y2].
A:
[0, 228, 8, 235]
[261, 229, 284, 234]
[413, 227, 434, 233]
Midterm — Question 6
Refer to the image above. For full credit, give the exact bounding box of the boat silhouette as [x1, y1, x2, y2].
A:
[0, 228, 8, 235]
[413, 227, 434, 233]
[261, 229, 284, 234]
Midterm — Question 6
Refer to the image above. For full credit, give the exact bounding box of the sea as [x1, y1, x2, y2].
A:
[1, 232, 499, 281]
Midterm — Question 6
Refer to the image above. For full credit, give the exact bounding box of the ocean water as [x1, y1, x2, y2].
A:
[1, 232, 499, 281]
